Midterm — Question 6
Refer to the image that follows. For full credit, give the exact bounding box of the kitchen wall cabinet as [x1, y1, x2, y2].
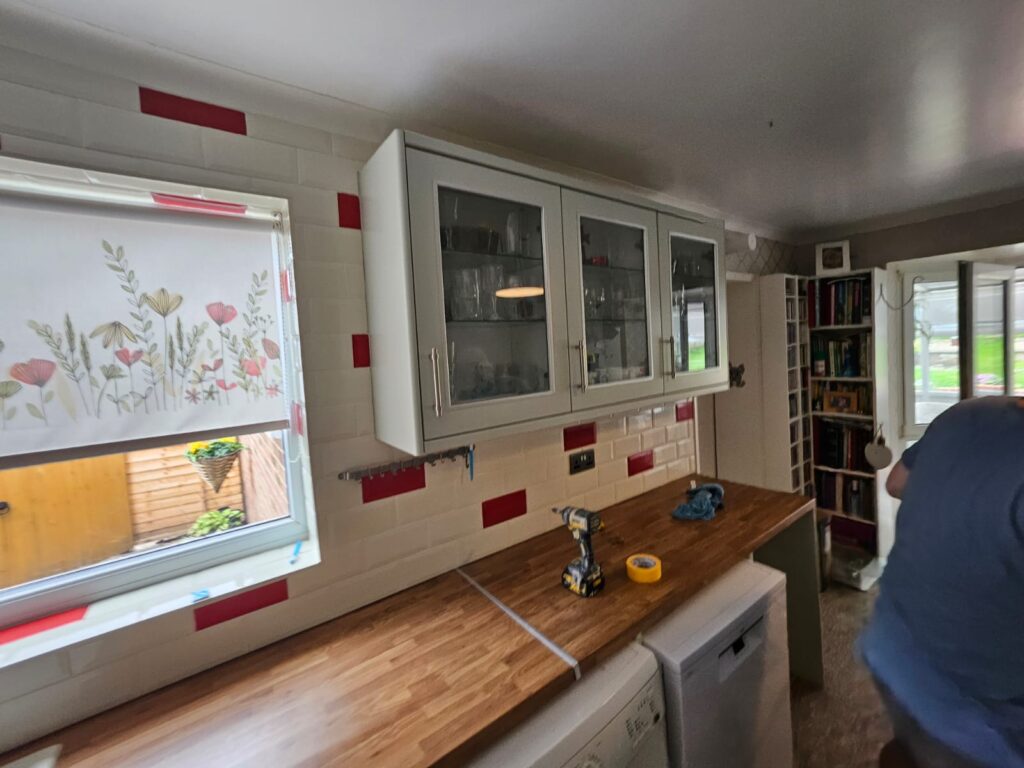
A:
[562, 191, 665, 410]
[659, 214, 727, 395]
[360, 130, 728, 455]
[405, 149, 572, 441]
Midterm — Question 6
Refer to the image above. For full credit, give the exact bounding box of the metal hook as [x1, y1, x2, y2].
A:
[878, 276, 921, 311]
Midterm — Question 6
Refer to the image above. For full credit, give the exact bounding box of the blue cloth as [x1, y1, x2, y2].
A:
[860, 397, 1024, 766]
[672, 483, 724, 521]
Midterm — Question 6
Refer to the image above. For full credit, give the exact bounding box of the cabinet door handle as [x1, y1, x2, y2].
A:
[429, 347, 443, 418]
[576, 342, 588, 393]
[0, 501, 8, 516]
[669, 336, 677, 378]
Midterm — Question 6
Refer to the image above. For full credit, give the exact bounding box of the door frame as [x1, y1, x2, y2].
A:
[561, 190, 665, 410]
[405, 148, 572, 440]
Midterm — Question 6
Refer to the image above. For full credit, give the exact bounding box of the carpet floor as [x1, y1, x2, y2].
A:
[791, 584, 891, 768]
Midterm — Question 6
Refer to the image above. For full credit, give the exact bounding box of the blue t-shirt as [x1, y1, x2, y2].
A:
[861, 397, 1024, 764]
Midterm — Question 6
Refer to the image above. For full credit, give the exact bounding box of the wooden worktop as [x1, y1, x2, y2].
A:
[462, 475, 815, 670]
[2, 475, 813, 767]
[2, 572, 575, 768]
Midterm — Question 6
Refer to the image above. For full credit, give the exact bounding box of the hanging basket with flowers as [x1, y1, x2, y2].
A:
[185, 437, 243, 493]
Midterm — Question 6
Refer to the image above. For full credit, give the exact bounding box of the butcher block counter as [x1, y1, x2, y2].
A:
[1, 475, 820, 768]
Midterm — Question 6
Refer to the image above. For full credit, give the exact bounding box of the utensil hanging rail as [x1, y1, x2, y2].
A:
[338, 445, 473, 481]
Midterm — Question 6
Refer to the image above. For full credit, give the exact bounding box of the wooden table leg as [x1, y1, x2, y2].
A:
[754, 509, 824, 687]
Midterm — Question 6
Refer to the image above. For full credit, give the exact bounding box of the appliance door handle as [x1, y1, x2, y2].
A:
[718, 617, 765, 682]
[429, 347, 443, 418]
[576, 341, 588, 393]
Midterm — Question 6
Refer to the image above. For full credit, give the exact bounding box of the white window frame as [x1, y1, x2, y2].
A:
[0, 157, 317, 629]
[901, 266, 959, 440]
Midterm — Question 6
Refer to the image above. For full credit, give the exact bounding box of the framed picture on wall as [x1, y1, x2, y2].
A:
[815, 240, 851, 276]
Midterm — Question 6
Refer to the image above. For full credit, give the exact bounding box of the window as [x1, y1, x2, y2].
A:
[905, 274, 959, 433]
[0, 157, 315, 628]
[902, 263, 1018, 439]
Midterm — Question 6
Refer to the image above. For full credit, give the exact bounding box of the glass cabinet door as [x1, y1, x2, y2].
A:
[405, 149, 570, 440]
[562, 191, 664, 409]
[658, 213, 728, 393]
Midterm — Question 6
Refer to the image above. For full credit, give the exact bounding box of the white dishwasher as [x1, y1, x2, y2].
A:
[466, 642, 670, 768]
[642, 560, 792, 768]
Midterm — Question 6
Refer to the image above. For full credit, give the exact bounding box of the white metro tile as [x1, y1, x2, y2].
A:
[297, 149, 360, 191]
[66, 610, 191, 676]
[291, 222, 364, 265]
[677, 438, 695, 458]
[653, 442, 678, 465]
[82, 101, 203, 165]
[331, 132, 378, 162]
[362, 521, 430, 570]
[566, 469, 598, 497]
[615, 475, 644, 503]
[665, 422, 686, 442]
[0, 654, 143, 754]
[597, 460, 627, 486]
[246, 113, 333, 153]
[612, 434, 641, 459]
[306, 403, 359, 443]
[653, 406, 675, 428]
[428, 505, 481, 545]
[0, 47, 139, 109]
[203, 130, 298, 182]
[641, 427, 667, 451]
[642, 465, 668, 492]
[584, 484, 617, 511]
[0, 79, 82, 144]
[592, 442, 613, 464]
[395, 485, 459, 525]
[597, 416, 626, 440]
[0, 650, 71, 700]
[528, 476, 567, 508]
[626, 412, 653, 434]
[329, 498, 397, 541]
[666, 458, 689, 481]
[252, 181, 339, 226]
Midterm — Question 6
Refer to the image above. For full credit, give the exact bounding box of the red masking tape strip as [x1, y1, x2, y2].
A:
[0, 606, 88, 645]
[152, 193, 247, 216]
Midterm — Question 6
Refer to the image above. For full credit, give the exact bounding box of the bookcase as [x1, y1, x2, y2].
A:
[806, 268, 894, 590]
[714, 274, 814, 494]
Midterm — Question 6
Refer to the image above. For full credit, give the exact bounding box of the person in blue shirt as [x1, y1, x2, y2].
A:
[860, 396, 1024, 767]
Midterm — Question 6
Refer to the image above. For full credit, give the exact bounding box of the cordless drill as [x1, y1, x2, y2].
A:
[553, 506, 605, 597]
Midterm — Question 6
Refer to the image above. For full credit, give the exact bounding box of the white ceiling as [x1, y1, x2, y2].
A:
[5, 0, 1024, 240]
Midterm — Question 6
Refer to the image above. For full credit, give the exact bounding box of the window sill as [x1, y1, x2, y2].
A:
[0, 536, 320, 670]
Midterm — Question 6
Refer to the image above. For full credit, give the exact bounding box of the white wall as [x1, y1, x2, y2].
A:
[0, 42, 698, 749]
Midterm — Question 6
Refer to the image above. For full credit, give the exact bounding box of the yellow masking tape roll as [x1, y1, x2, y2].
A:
[626, 553, 662, 583]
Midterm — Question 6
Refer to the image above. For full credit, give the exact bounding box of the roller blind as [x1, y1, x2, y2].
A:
[0, 193, 289, 459]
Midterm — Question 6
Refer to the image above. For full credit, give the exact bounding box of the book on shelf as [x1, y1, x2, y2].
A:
[811, 333, 871, 377]
[815, 471, 876, 521]
[807, 274, 872, 328]
[813, 419, 872, 473]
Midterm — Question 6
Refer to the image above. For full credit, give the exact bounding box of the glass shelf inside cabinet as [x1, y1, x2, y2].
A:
[438, 186, 551, 405]
[579, 216, 651, 386]
[669, 235, 718, 373]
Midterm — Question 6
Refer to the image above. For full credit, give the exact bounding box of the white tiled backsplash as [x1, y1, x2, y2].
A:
[0, 42, 700, 749]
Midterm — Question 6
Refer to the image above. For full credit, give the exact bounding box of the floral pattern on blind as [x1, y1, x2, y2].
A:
[0, 199, 288, 458]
